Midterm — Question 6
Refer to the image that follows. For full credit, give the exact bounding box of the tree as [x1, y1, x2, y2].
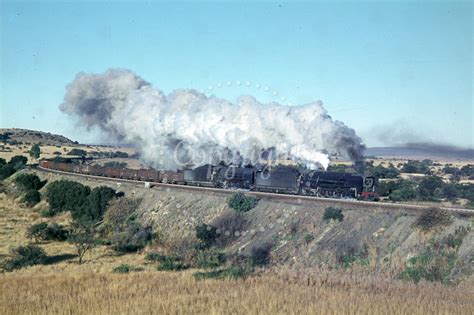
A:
[401, 160, 431, 174]
[442, 184, 458, 201]
[14, 173, 45, 191]
[68, 227, 97, 264]
[29, 144, 41, 159]
[9, 155, 28, 171]
[46, 180, 91, 215]
[73, 186, 118, 224]
[417, 176, 445, 201]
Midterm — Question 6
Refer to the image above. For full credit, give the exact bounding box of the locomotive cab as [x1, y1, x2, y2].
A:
[360, 176, 379, 201]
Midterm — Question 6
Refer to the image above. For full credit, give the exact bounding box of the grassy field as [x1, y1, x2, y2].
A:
[1, 268, 473, 314]
[0, 194, 473, 314]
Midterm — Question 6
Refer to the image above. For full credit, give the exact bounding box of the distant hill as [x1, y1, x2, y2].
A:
[0, 128, 77, 146]
[366, 144, 474, 161]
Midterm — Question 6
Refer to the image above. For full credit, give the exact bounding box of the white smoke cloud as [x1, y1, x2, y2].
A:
[61, 69, 365, 171]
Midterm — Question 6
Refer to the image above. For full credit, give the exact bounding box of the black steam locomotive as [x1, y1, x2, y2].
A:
[184, 164, 377, 199]
[40, 160, 377, 200]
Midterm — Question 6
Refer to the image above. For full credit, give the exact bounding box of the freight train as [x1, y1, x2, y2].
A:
[39, 160, 378, 200]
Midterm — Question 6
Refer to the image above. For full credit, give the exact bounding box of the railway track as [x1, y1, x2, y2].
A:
[37, 166, 474, 215]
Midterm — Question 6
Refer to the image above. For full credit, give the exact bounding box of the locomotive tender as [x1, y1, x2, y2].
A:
[39, 160, 377, 199]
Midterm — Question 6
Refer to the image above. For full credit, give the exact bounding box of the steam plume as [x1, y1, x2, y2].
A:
[61, 69, 365, 170]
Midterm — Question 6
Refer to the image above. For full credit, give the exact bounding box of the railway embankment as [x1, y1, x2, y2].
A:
[33, 168, 474, 280]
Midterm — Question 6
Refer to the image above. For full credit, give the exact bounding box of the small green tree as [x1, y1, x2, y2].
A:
[323, 207, 344, 222]
[304, 233, 315, 245]
[228, 193, 258, 213]
[68, 228, 97, 264]
[29, 144, 41, 159]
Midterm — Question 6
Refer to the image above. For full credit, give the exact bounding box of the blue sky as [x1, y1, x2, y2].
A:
[1, 1, 472, 148]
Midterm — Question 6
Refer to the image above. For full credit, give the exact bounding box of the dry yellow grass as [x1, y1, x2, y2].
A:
[1, 268, 473, 315]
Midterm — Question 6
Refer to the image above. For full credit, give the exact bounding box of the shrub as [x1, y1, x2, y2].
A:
[112, 264, 143, 273]
[156, 256, 187, 271]
[145, 252, 167, 262]
[22, 190, 41, 207]
[212, 211, 249, 246]
[46, 180, 91, 215]
[74, 186, 118, 224]
[26, 222, 48, 242]
[113, 264, 131, 273]
[40, 208, 56, 217]
[67, 148, 87, 156]
[27, 222, 69, 242]
[0, 164, 15, 180]
[400, 235, 460, 284]
[323, 207, 344, 222]
[195, 224, 218, 249]
[415, 208, 452, 231]
[250, 242, 273, 267]
[111, 226, 153, 253]
[389, 186, 417, 201]
[304, 233, 315, 245]
[227, 193, 258, 213]
[14, 173, 46, 191]
[0, 244, 47, 271]
[196, 249, 226, 269]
